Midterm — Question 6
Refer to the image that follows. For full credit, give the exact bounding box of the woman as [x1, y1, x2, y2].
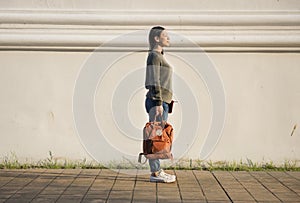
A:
[145, 26, 176, 183]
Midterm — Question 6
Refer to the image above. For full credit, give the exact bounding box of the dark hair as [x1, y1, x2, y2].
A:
[148, 26, 165, 50]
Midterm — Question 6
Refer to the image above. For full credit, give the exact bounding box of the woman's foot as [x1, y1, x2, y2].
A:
[150, 169, 176, 183]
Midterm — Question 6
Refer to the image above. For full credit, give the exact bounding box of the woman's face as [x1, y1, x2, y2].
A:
[157, 30, 170, 47]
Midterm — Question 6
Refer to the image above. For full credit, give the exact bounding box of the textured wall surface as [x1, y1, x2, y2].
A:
[0, 0, 299, 165]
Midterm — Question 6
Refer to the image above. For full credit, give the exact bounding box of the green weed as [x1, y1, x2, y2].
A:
[0, 151, 104, 169]
[163, 158, 300, 171]
[1, 152, 299, 171]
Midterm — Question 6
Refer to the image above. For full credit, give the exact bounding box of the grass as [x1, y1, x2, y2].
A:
[0, 151, 104, 169]
[0, 152, 299, 171]
[164, 158, 300, 171]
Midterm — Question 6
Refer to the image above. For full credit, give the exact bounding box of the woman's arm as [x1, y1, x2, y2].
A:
[145, 52, 163, 106]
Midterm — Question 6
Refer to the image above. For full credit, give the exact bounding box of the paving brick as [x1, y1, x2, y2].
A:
[31, 195, 59, 202]
[55, 195, 84, 203]
[287, 171, 300, 180]
[5, 198, 33, 203]
[62, 188, 89, 195]
[86, 189, 110, 196]
[0, 169, 300, 202]
[275, 192, 300, 202]
[180, 191, 205, 201]
[82, 198, 106, 203]
[226, 191, 255, 201]
[108, 190, 132, 200]
[132, 192, 156, 201]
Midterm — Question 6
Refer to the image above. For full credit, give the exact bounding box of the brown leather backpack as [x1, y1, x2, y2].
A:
[138, 121, 173, 163]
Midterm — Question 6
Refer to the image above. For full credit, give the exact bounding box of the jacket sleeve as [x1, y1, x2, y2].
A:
[145, 53, 163, 106]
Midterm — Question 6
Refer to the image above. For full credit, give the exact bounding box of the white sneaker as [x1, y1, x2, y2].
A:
[150, 169, 176, 183]
[159, 169, 176, 180]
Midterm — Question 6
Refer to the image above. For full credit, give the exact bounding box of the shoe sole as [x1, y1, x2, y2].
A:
[150, 178, 176, 183]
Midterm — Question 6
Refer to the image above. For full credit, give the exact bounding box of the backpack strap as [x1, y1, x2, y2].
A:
[138, 153, 148, 164]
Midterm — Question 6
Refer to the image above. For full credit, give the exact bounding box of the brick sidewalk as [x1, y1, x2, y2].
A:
[0, 169, 299, 202]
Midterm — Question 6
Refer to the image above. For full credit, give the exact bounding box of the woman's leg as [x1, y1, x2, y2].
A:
[145, 98, 170, 174]
[149, 159, 160, 173]
[145, 98, 161, 173]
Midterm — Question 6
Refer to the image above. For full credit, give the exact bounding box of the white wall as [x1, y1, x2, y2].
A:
[0, 0, 299, 165]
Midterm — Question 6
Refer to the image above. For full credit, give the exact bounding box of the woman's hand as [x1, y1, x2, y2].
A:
[155, 105, 163, 117]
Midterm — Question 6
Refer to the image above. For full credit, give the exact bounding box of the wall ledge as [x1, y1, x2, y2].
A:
[1, 10, 299, 52]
